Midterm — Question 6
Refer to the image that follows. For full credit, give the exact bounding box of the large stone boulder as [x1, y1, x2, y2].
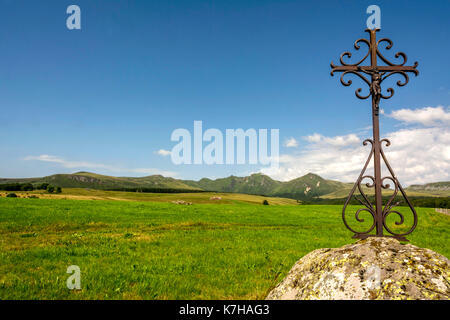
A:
[267, 237, 449, 300]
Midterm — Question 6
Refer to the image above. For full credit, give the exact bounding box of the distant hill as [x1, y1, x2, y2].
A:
[1, 171, 448, 199]
[272, 173, 346, 199]
[406, 181, 450, 197]
[0, 171, 201, 191]
[183, 173, 283, 195]
[183, 173, 350, 199]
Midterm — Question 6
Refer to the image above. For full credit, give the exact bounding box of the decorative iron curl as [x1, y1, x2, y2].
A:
[376, 38, 408, 66]
[379, 71, 415, 100]
[380, 87, 394, 100]
[379, 140, 418, 237]
[342, 138, 418, 240]
[330, 37, 373, 99]
[339, 71, 371, 99]
[382, 71, 410, 86]
[381, 176, 399, 212]
[356, 175, 376, 212]
[380, 176, 405, 235]
[331, 32, 418, 102]
[380, 138, 391, 147]
[342, 139, 377, 236]
[363, 138, 374, 146]
[339, 38, 371, 66]
[374, 38, 418, 100]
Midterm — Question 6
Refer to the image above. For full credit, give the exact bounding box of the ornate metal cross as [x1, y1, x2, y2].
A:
[330, 29, 419, 241]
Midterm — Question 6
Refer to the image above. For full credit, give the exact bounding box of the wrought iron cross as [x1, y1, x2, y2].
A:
[330, 29, 419, 241]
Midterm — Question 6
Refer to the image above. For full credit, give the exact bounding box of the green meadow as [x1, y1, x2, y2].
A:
[0, 196, 449, 299]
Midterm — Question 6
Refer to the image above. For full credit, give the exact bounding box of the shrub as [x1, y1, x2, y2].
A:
[56, 187, 62, 194]
[21, 183, 34, 191]
[37, 183, 49, 190]
[6, 193, 17, 198]
[0, 183, 22, 191]
[46, 185, 55, 193]
[262, 199, 269, 205]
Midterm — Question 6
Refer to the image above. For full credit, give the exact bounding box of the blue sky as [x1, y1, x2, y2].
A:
[0, 0, 449, 184]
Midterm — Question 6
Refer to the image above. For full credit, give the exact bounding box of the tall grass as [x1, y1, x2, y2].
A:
[0, 198, 448, 299]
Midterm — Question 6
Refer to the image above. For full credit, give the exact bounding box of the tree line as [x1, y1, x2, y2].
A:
[301, 196, 450, 209]
[0, 183, 62, 193]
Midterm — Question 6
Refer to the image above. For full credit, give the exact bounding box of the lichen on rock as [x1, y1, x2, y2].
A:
[266, 237, 449, 300]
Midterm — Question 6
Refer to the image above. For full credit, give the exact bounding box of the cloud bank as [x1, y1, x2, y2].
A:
[261, 106, 450, 186]
[387, 105, 450, 126]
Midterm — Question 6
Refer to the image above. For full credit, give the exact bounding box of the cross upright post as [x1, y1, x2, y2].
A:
[330, 29, 419, 241]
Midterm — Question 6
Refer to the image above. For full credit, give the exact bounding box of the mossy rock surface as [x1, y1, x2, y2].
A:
[267, 237, 449, 300]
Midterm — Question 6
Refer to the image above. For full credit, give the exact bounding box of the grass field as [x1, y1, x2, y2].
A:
[0, 188, 299, 205]
[0, 196, 449, 299]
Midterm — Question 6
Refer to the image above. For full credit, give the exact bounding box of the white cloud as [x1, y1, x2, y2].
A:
[387, 105, 450, 126]
[260, 106, 450, 186]
[284, 137, 299, 148]
[304, 133, 360, 147]
[23, 154, 177, 177]
[155, 149, 171, 156]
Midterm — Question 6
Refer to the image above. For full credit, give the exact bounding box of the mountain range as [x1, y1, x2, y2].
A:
[1, 171, 449, 200]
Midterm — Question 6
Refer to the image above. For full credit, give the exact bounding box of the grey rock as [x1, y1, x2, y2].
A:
[267, 237, 449, 300]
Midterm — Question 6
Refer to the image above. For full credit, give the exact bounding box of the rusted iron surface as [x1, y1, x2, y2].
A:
[330, 29, 419, 241]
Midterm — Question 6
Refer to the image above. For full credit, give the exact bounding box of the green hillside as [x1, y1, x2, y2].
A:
[1, 171, 448, 199]
[0, 171, 200, 191]
[271, 173, 346, 199]
[184, 173, 350, 199]
[184, 173, 283, 195]
[407, 181, 450, 197]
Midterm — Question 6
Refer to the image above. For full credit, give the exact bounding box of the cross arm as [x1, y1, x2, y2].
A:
[331, 64, 419, 76]
[330, 60, 419, 100]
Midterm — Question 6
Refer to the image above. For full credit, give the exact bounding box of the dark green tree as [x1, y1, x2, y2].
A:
[37, 183, 49, 190]
[21, 183, 34, 191]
